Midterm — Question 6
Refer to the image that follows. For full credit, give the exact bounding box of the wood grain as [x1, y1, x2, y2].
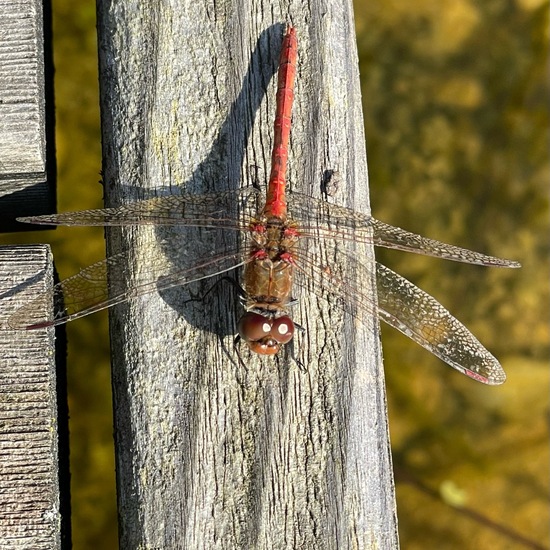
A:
[0, 0, 55, 230]
[0, 245, 69, 549]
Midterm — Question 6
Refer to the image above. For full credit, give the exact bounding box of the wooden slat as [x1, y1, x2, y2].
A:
[0, 0, 56, 231]
[0, 245, 69, 549]
[97, 1, 398, 548]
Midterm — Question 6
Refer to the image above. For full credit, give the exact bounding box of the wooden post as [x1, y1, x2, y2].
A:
[0, 246, 70, 549]
[97, 1, 398, 547]
[0, 0, 56, 230]
[0, 0, 68, 548]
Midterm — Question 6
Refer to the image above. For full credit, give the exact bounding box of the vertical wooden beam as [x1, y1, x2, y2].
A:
[97, 0, 398, 547]
[0, 0, 56, 231]
[0, 1, 67, 546]
[0, 245, 69, 548]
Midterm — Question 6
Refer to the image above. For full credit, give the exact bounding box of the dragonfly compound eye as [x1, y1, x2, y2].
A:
[238, 312, 272, 342]
[271, 316, 294, 344]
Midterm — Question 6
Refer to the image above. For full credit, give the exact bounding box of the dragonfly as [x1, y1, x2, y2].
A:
[11, 26, 520, 385]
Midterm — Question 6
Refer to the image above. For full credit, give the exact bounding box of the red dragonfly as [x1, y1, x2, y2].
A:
[12, 26, 520, 384]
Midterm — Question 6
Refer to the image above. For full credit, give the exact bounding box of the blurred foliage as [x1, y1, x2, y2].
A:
[0, 0, 547, 548]
[355, 0, 549, 548]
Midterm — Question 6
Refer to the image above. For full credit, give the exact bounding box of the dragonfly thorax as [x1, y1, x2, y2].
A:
[248, 216, 299, 256]
[242, 218, 298, 312]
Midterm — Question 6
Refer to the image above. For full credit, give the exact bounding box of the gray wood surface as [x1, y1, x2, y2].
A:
[97, 1, 398, 548]
[0, 0, 55, 230]
[0, 245, 68, 549]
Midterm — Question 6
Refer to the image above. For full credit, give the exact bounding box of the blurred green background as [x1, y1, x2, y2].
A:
[1, 0, 548, 548]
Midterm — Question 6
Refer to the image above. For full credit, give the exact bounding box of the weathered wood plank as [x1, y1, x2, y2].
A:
[97, 0, 398, 548]
[0, 0, 56, 230]
[0, 245, 69, 549]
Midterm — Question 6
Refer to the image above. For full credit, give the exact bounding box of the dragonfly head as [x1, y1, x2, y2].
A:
[238, 311, 295, 355]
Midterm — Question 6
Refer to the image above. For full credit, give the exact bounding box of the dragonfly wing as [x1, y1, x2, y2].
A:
[8, 245, 246, 329]
[369, 219, 520, 268]
[287, 191, 520, 268]
[294, 242, 506, 384]
[375, 262, 506, 384]
[16, 188, 262, 228]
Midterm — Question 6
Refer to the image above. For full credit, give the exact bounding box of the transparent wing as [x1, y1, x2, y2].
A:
[8, 245, 247, 329]
[16, 188, 262, 228]
[294, 243, 506, 385]
[375, 262, 505, 384]
[288, 191, 520, 268]
[17, 187, 519, 267]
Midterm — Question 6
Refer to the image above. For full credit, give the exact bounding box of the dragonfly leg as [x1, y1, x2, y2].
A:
[232, 334, 251, 372]
[181, 275, 245, 307]
[285, 328, 305, 371]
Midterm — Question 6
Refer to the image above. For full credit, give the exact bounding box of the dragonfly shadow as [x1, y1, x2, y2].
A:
[148, 24, 286, 340]
[0, 270, 48, 302]
[158, 272, 240, 338]
[156, 258, 241, 340]
[112, 22, 285, 202]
